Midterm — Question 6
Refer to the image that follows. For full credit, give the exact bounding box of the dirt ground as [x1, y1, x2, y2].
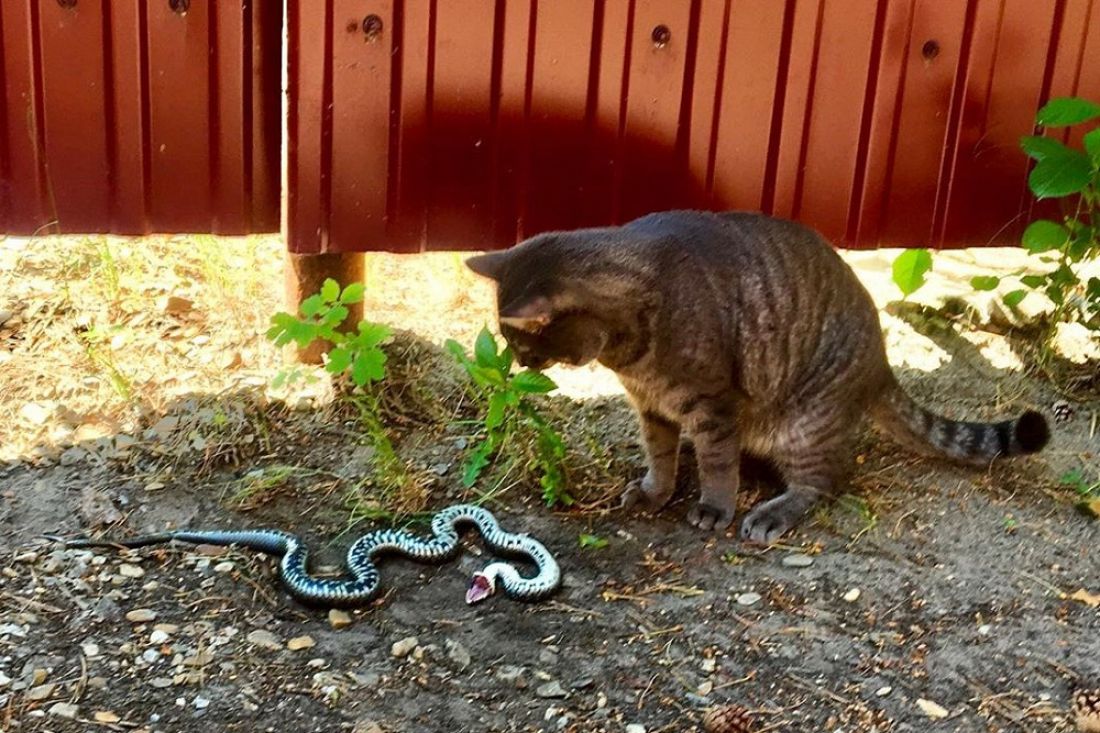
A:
[0, 235, 1096, 733]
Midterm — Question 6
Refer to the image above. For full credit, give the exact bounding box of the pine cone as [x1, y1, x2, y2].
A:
[1074, 688, 1100, 733]
[1052, 400, 1075, 423]
[703, 704, 755, 733]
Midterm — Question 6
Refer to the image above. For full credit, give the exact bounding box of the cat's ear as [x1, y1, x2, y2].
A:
[499, 295, 553, 332]
[464, 252, 509, 280]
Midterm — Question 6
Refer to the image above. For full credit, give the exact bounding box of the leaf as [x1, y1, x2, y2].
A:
[444, 339, 470, 364]
[271, 371, 287, 389]
[300, 294, 325, 317]
[1036, 97, 1100, 127]
[512, 370, 558, 394]
[1028, 151, 1092, 198]
[351, 350, 387, 386]
[892, 249, 933, 297]
[462, 440, 494, 487]
[578, 534, 609, 550]
[326, 345, 353, 375]
[340, 282, 365, 304]
[321, 304, 349, 329]
[320, 278, 340, 303]
[1019, 274, 1046, 289]
[1068, 588, 1100, 607]
[1076, 499, 1100, 519]
[485, 392, 508, 431]
[970, 275, 1000, 291]
[1022, 219, 1070, 253]
[470, 365, 506, 388]
[1002, 289, 1027, 308]
[1019, 135, 1069, 161]
[355, 322, 392, 349]
[474, 328, 500, 370]
[1084, 127, 1100, 164]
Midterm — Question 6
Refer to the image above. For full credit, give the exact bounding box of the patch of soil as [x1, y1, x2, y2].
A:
[0, 238, 1097, 733]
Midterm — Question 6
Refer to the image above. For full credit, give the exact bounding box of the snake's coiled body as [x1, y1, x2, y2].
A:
[51, 505, 560, 607]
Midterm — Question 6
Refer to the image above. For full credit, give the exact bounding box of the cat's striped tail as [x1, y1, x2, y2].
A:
[869, 382, 1049, 464]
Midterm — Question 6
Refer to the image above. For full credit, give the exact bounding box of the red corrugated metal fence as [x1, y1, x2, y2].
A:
[285, 0, 1100, 253]
[0, 0, 281, 235]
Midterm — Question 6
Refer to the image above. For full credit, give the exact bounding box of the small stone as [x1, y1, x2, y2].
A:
[0, 310, 12, 326]
[626, 725, 646, 733]
[142, 648, 161, 663]
[125, 608, 157, 623]
[154, 623, 180, 634]
[307, 658, 327, 669]
[149, 629, 170, 644]
[539, 648, 559, 666]
[496, 665, 527, 688]
[917, 698, 949, 719]
[697, 680, 714, 696]
[94, 711, 121, 723]
[876, 686, 893, 697]
[353, 722, 385, 733]
[700, 657, 717, 673]
[31, 668, 49, 685]
[328, 609, 353, 629]
[26, 683, 55, 701]
[391, 636, 419, 658]
[287, 635, 315, 651]
[81, 643, 101, 658]
[247, 630, 282, 650]
[194, 696, 211, 709]
[48, 702, 79, 719]
[446, 639, 471, 669]
[149, 677, 174, 689]
[977, 624, 992, 635]
[736, 592, 762, 607]
[59, 447, 87, 466]
[782, 553, 814, 568]
[0, 672, 10, 687]
[118, 563, 145, 578]
[213, 561, 234, 574]
[19, 402, 50, 425]
[536, 681, 567, 699]
[843, 588, 861, 603]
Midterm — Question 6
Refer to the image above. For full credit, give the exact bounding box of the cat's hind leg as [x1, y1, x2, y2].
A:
[740, 409, 855, 544]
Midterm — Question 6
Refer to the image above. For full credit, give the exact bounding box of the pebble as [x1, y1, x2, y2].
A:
[391, 636, 419, 658]
[93, 711, 121, 723]
[626, 725, 646, 733]
[118, 563, 145, 578]
[31, 668, 49, 685]
[0, 309, 12, 326]
[150, 677, 173, 689]
[328, 609, 353, 629]
[782, 553, 814, 568]
[247, 630, 282, 651]
[26, 684, 56, 701]
[154, 623, 180, 634]
[287, 635, 315, 651]
[149, 629, 171, 645]
[843, 588, 861, 603]
[977, 624, 992, 636]
[307, 658, 327, 669]
[81, 643, 101, 658]
[736, 592, 762, 606]
[700, 657, 717, 673]
[0, 672, 10, 687]
[213, 562, 234, 574]
[496, 665, 527, 688]
[194, 696, 211, 710]
[446, 639, 471, 669]
[125, 609, 157, 623]
[876, 686, 893, 697]
[917, 698, 949, 719]
[141, 648, 161, 663]
[536, 681, 567, 699]
[48, 702, 79, 719]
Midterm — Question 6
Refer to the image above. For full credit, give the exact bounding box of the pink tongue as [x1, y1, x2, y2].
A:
[465, 576, 492, 605]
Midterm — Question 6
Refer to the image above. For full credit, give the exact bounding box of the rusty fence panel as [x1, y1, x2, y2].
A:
[0, 0, 281, 236]
[286, 0, 1100, 254]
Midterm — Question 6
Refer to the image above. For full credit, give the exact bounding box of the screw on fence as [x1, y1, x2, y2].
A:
[651, 24, 672, 48]
[363, 14, 384, 42]
[57, 0, 77, 8]
[169, 0, 190, 15]
[921, 39, 940, 60]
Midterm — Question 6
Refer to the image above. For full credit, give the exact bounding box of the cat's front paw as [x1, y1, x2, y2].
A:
[739, 494, 806, 544]
[618, 474, 674, 513]
[686, 501, 736, 532]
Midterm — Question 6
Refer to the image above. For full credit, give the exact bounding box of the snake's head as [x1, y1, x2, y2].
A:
[465, 572, 496, 605]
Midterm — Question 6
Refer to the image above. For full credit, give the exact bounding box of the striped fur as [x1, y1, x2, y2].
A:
[467, 210, 1050, 544]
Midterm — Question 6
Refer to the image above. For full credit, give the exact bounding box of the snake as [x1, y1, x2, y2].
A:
[45, 504, 561, 607]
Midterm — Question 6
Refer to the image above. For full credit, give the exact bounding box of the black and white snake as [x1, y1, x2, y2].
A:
[46, 504, 561, 607]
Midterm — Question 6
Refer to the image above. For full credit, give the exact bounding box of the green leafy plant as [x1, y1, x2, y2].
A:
[445, 327, 571, 507]
[266, 280, 410, 514]
[892, 96, 1100, 331]
[1061, 467, 1100, 519]
[267, 279, 390, 389]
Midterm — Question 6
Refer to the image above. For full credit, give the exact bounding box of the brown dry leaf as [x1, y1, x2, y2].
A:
[93, 711, 121, 723]
[1077, 499, 1100, 519]
[1069, 589, 1100, 608]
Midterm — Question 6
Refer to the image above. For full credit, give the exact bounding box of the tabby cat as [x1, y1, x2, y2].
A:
[465, 211, 1049, 543]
